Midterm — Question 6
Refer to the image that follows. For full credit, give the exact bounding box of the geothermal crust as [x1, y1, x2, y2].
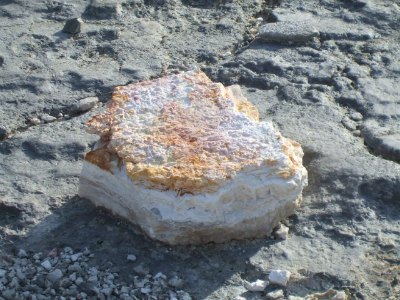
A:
[79, 70, 307, 244]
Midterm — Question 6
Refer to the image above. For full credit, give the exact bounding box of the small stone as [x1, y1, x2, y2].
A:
[140, 287, 152, 294]
[63, 18, 83, 34]
[41, 260, 52, 271]
[0, 55, 4, 67]
[0, 269, 6, 277]
[154, 272, 167, 279]
[70, 253, 82, 262]
[127, 254, 137, 262]
[168, 276, 183, 288]
[30, 117, 41, 125]
[274, 224, 289, 240]
[40, 114, 57, 123]
[349, 111, 363, 121]
[18, 249, 28, 258]
[269, 270, 291, 286]
[69, 272, 77, 282]
[47, 269, 63, 283]
[71, 97, 99, 114]
[288, 296, 304, 300]
[258, 22, 319, 44]
[341, 117, 357, 131]
[332, 291, 347, 300]
[267, 289, 284, 299]
[245, 279, 268, 291]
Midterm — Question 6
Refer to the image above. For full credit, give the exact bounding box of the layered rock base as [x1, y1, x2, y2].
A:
[79, 71, 307, 244]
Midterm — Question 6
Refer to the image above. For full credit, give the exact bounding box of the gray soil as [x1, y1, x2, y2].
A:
[1, 0, 399, 299]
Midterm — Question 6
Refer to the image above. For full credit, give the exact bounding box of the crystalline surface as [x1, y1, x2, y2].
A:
[85, 71, 303, 194]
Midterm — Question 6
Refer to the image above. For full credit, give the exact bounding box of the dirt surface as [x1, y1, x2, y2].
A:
[0, 0, 399, 299]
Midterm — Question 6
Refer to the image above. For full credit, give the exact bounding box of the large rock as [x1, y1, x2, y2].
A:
[79, 71, 307, 244]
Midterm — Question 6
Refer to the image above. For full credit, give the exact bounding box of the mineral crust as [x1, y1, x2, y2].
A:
[79, 70, 307, 244]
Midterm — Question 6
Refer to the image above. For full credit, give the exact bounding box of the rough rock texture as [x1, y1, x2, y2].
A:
[79, 71, 307, 244]
[1, 0, 400, 299]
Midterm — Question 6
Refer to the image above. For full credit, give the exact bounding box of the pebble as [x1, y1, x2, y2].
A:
[349, 111, 363, 121]
[70, 253, 82, 262]
[41, 260, 52, 271]
[40, 114, 57, 123]
[47, 269, 63, 283]
[341, 117, 358, 131]
[71, 97, 99, 114]
[267, 289, 284, 299]
[245, 279, 268, 291]
[140, 287, 152, 294]
[275, 224, 289, 240]
[269, 270, 291, 286]
[127, 254, 137, 262]
[168, 276, 183, 288]
[63, 18, 83, 34]
[18, 249, 28, 258]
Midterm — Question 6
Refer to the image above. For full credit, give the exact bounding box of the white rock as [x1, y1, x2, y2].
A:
[269, 270, 291, 286]
[245, 279, 268, 291]
[40, 114, 57, 123]
[288, 296, 304, 300]
[41, 260, 52, 271]
[140, 287, 152, 294]
[70, 253, 82, 262]
[127, 254, 137, 262]
[72, 97, 99, 113]
[47, 269, 63, 283]
[275, 224, 289, 240]
[332, 291, 347, 300]
[267, 289, 284, 299]
[30, 117, 41, 125]
[18, 249, 28, 258]
[79, 71, 307, 245]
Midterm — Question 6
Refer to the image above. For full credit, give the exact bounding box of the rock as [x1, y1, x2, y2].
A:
[62, 18, 83, 34]
[245, 279, 268, 291]
[40, 114, 57, 123]
[258, 22, 319, 44]
[268, 270, 291, 286]
[18, 249, 28, 258]
[305, 289, 347, 300]
[85, 0, 122, 19]
[127, 254, 137, 262]
[70, 253, 82, 262]
[0, 55, 4, 66]
[140, 287, 152, 294]
[267, 289, 284, 299]
[341, 117, 357, 131]
[71, 97, 99, 114]
[79, 71, 307, 245]
[349, 111, 363, 122]
[274, 224, 289, 240]
[168, 276, 183, 288]
[47, 269, 63, 283]
[30, 117, 41, 125]
[0, 269, 6, 277]
[41, 260, 52, 271]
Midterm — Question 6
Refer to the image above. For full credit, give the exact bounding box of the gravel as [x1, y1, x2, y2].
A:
[0, 247, 191, 300]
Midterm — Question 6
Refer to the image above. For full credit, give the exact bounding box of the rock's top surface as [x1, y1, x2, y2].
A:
[85, 71, 304, 194]
[258, 21, 319, 43]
